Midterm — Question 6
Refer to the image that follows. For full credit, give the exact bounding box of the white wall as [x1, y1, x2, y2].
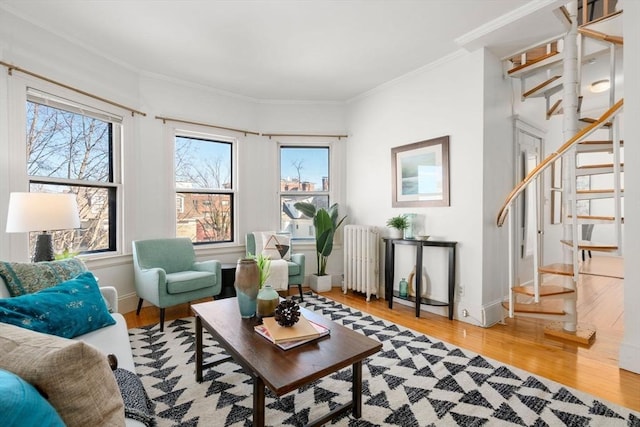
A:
[345, 50, 491, 323]
[619, 0, 640, 374]
[481, 49, 515, 325]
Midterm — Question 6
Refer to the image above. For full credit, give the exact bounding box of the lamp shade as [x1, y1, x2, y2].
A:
[6, 192, 81, 233]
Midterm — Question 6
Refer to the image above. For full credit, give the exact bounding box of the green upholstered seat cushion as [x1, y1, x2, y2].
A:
[0, 272, 115, 338]
[134, 238, 195, 273]
[0, 369, 66, 427]
[0, 258, 88, 297]
[166, 271, 217, 294]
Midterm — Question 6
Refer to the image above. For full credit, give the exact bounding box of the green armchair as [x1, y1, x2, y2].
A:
[132, 238, 221, 331]
[246, 232, 305, 301]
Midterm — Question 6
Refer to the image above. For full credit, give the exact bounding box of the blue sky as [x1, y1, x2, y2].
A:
[280, 147, 328, 187]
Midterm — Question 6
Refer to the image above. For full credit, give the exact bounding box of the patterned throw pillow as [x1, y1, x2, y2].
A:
[261, 232, 291, 260]
[0, 258, 87, 296]
[0, 272, 115, 339]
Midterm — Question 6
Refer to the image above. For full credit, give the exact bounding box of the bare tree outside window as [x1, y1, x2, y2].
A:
[26, 99, 117, 255]
[175, 136, 233, 243]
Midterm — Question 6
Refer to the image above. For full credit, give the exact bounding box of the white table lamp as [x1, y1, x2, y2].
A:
[6, 192, 81, 262]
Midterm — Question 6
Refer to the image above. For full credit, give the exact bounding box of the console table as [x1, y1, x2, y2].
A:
[383, 238, 457, 320]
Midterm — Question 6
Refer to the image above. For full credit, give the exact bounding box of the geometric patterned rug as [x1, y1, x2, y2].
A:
[128, 293, 640, 426]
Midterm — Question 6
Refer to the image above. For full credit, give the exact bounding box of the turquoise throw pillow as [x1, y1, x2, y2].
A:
[0, 258, 88, 296]
[0, 369, 65, 427]
[0, 272, 115, 338]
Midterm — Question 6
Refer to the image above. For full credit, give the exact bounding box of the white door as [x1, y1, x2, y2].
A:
[514, 119, 544, 285]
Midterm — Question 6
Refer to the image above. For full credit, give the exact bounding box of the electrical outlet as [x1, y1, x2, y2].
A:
[462, 309, 469, 317]
[458, 285, 464, 296]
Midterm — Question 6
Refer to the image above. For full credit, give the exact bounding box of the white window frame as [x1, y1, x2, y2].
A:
[4, 75, 128, 260]
[173, 128, 237, 245]
[278, 141, 337, 240]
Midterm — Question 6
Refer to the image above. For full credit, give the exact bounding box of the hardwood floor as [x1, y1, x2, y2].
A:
[124, 258, 639, 412]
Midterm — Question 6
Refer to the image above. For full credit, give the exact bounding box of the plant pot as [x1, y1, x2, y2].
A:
[388, 228, 403, 239]
[310, 274, 332, 292]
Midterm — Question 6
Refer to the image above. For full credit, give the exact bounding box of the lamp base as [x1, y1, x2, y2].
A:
[33, 233, 54, 263]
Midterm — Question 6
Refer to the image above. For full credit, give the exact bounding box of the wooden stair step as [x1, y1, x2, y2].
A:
[566, 214, 623, 224]
[560, 240, 618, 252]
[580, 117, 612, 127]
[523, 76, 562, 99]
[578, 27, 623, 45]
[508, 51, 562, 78]
[502, 300, 566, 315]
[577, 188, 623, 200]
[512, 284, 575, 297]
[547, 99, 563, 119]
[539, 263, 574, 276]
[577, 140, 623, 153]
[576, 163, 624, 176]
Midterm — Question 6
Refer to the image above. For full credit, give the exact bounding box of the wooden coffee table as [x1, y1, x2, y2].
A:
[192, 298, 382, 427]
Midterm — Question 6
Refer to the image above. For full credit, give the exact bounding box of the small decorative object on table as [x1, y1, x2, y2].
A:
[257, 284, 279, 318]
[399, 277, 408, 298]
[274, 299, 300, 327]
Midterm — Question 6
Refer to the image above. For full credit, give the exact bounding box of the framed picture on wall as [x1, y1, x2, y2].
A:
[391, 135, 450, 207]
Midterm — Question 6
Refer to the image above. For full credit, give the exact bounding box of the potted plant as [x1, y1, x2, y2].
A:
[249, 253, 271, 289]
[293, 202, 347, 292]
[386, 214, 408, 239]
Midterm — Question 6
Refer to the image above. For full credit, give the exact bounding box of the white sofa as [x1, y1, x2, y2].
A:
[0, 277, 146, 427]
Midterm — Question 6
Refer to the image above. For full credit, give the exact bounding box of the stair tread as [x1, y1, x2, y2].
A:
[577, 140, 623, 153]
[502, 300, 566, 315]
[566, 214, 624, 223]
[560, 240, 618, 251]
[508, 51, 561, 77]
[539, 263, 574, 276]
[577, 188, 623, 194]
[580, 117, 612, 127]
[513, 284, 575, 297]
[577, 162, 623, 169]
[523, 76, 562, 98]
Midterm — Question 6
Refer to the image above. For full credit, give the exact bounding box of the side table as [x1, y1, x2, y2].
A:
[218, 263, 237, 299]
[383, 238, 457, 319]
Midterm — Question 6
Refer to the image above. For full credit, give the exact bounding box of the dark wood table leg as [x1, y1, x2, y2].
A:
[415, 244, 423, 318]
[253, 375, 265, 427]
[385, 240, 395, 309]
[195, 315, 203, 382]
[352, 360, 363, 418]
[448, 246, 456, 320]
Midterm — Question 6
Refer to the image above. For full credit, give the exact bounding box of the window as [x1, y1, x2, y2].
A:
[175, 135, 233, 244]
[26, 90, 120, 255]
[279, 146, 330, 238]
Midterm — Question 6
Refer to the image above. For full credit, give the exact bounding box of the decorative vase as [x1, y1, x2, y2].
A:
[403, 213, 417, 239]
[399, 277, 408, 298]
[256, 284, 279, 318]
[234, 258, 260, 318]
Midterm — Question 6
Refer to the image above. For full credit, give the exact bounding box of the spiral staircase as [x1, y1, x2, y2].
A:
[497, 0, 623, 344]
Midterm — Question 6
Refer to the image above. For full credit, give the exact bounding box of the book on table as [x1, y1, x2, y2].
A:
[255, 316, 330, 350]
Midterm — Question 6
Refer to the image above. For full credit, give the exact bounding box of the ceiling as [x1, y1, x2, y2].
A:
[0, 0, 567, 102]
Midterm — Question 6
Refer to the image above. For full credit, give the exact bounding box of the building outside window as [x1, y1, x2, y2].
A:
[175, 135, 233, 244]
[279, 145, 330, 239]
[26, 89, 120, 255]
